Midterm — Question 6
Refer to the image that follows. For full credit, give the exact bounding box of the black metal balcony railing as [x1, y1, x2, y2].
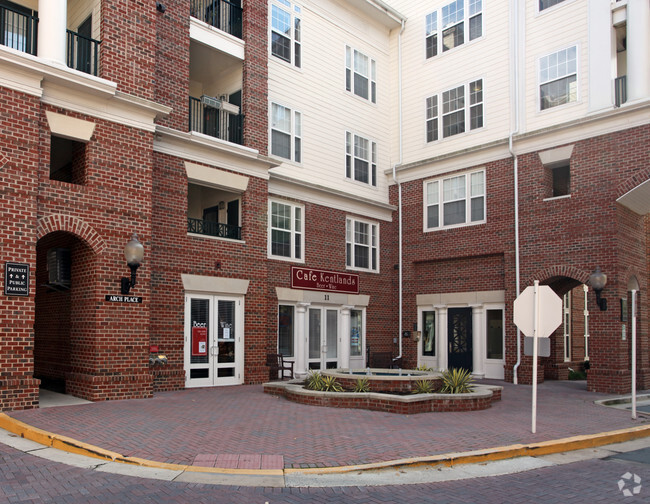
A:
[615, 75, 627, 107]
[0, 4, 37, 55]
[191, 0, 243, 40]
[66, 30, 100, 76]
[187, 217, 242, 240]
[189, 96, 244, 145]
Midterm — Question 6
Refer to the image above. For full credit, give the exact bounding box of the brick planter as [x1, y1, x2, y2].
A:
[263, 381, 502, 414]
[322, 369, 442, 394]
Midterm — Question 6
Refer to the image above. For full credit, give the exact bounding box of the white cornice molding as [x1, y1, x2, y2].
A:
[154, 126, 276, 180]
[269, 173, 395, 222]
[0, 47, 171, 132]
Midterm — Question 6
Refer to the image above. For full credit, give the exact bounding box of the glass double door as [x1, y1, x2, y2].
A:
[185, 294, 243, 387]
[307, 307, 339, 370]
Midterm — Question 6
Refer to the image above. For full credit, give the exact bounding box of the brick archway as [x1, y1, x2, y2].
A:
[36, 214, 106, 255]
[524, 265, 591, 289]
[617, 168, 650, 199]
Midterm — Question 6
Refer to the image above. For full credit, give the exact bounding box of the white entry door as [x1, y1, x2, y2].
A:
[185, 294, 244, 387]
[307, 307, 339, 370]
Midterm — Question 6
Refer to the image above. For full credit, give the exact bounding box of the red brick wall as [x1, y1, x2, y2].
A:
[242, 0, 269, 154]
[150, 153, 270, 389]
[100, 0, 157, 100]
[0, 88, 40, 411]
[154, 0, 190, 131]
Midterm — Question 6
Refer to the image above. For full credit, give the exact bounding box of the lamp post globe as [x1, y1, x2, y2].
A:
[124, 234, 144, 266]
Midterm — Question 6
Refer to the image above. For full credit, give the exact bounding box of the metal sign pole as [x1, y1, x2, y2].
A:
[631, 289, 637, 420]
[532, 280, 539, 434]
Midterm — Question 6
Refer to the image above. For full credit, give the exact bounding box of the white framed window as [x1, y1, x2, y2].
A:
[539, 0, 566, 11]
[425, 0, 482, 59]
[278, 304, 295, 357]
[424, 169, 485, 230]
[486, 308, 504, 360]
[269, 200, 304, 261]
[539, 46, 577, 110]
[346, 217, 378, 272]
[270, 0, 301, 67]
[345, 132, 377, 186]
[426, 79, 483, 142]
[345, 46, 376, 103]
[270, 102, 302, 162]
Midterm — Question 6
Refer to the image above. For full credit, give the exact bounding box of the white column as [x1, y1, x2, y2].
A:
[294, 302, 309, 376]
[339, 306, 352, 369]
[471, 305, 485, 379]
[587, 0, 614, 111]
[627, 0, 650, 101]
[437, 306, 448, 371]
[38, 0, 68, 65]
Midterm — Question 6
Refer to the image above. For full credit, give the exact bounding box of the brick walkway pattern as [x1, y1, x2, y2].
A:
[8, 380, 648, 468]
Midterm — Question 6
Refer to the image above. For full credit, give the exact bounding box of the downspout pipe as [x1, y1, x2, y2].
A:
[393, 19, 406, 365]
[510, 0, 522, 384]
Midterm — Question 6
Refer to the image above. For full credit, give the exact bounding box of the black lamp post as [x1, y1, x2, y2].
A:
[589, 267, 607, 311]
[120, 234, 144, 295]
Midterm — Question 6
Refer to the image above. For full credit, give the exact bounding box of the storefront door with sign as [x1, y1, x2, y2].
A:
[185, 294, 243, 387]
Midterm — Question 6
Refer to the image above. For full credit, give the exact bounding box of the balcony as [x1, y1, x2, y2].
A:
[190, 0, 242, 40]
[0, 2, 100, 76]
[187, 183, 242, 240]
[189, 95, 243, 145]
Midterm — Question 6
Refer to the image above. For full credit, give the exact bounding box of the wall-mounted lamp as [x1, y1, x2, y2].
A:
[121, 234, 145, 295]
[156, 2, 166, 13]
[589, 267, 607, 311]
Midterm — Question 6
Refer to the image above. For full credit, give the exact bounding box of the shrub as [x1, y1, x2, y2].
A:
[440, 368, 474, 394]
[321, 375, 343, 392]
[412, 379, 435, 394]
[353, 377, 370, 393]
[416, 364, 434, 372]
[305, 370, 324, 391]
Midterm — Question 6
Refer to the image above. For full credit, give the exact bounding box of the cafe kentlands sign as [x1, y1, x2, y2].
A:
[291, 266, 359, 294]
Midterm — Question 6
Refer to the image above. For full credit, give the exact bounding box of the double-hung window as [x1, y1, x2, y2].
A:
[271, 103, 302, 162]
[426, 0, 482, 59]
[424, 169, 485, 230]
[345, 132, 376, 186]
[345, 46, 376, 103]
[346, 218, 378, 272]
[271, 0, 301, 67]
[539, 46, 577, 110]
[427, 79, 483, 141]
[269, 200, 303, 261]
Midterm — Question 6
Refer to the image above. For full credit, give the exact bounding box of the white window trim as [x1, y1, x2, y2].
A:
[346, 217, 379, 273]
[270, 0, 301, 68]
[424, 0, 484, 60]
[345, 45, 377, 104]
[537, 0, 575, 15]
[484, 304, 505, 362]
[345, 131, 377, 187]
[268, 199, 305, 262]
[423, 168, 486, 232]
[269, 101, 302, 163]
[425, 78, 485, 143]
[537, 44, 579, 113]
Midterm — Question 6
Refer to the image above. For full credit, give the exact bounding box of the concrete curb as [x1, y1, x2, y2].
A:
[1, 412, 649, 479]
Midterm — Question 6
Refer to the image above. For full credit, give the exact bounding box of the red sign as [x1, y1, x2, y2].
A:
[291, 267, 359, 294]
[192, 326, 208, 356]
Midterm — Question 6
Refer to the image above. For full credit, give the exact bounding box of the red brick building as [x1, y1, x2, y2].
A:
[0, 0, 648, 411]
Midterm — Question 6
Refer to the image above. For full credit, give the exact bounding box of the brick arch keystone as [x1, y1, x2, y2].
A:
[524, 265, 591, 288]
[37, 214, 107, 255]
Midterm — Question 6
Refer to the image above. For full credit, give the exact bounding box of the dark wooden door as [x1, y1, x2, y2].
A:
[447, 307, 473, 371]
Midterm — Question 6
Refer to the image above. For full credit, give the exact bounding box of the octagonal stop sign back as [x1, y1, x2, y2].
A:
[513, 285, 563, 338]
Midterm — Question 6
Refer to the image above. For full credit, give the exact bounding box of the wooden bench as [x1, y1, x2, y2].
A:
[370, 351, 393, 369]
[266, 353, 294, 381]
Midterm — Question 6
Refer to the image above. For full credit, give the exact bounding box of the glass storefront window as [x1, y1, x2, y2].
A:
[278, 305, 294, 357]
[486, 309, 503, 359]
[422, 311, 435, 356]
[350, 309, 362, 356]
